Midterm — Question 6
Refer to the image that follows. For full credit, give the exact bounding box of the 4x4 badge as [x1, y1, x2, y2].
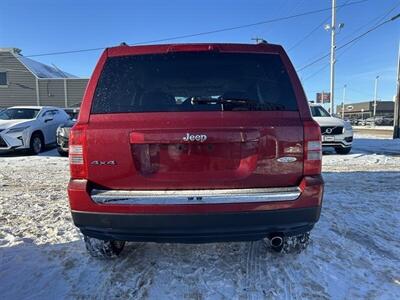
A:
[91, 160, 117, 166]
[182, 133, 207, 142]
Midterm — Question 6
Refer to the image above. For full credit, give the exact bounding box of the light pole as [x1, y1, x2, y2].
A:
[394, 41, 400, 139]
[342, 84, 347, 119]
[373, 75, 379, 124]
[329, 0, 336, 115]
[324, 0, 344, 114]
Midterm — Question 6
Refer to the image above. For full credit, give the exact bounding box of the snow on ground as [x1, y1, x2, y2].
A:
[0, 134, 399, 299]
[353, 126, 394, 131]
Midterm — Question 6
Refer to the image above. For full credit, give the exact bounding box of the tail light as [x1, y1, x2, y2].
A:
[69, 124, 87, 179]
[304, 120, 322, 175]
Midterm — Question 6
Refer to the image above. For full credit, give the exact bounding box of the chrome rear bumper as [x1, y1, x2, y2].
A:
[90, 187, 301, 205]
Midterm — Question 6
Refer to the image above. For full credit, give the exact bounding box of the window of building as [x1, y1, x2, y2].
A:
[0, 72, 7, 86]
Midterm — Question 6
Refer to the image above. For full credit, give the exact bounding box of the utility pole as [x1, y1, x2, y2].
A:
[324, 0, 344, 115]
[329, 0, 336, 115]
[393, 41, 400, 139]
[373, 75, 379, 124]
[342, 84, 346, 119]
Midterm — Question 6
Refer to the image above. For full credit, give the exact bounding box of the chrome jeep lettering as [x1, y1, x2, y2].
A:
[182, 133, 207, 142]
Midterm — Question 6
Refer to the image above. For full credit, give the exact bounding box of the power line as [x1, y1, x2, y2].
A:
[24, 0, 369, 58]
[264, 0, 306, 37]
[300, 2, 400, 81]
[339, 13, 400, 48]
[25, 47, 105, 58]
[297, 53, 330, 72]
[287, 16, 331, 52]
[302, 64, 330, 82]
[335, 1, 400, 55]
[297, 12, 400, 72]
[337, 1, 400, 43]
[287, 0, 355, 52]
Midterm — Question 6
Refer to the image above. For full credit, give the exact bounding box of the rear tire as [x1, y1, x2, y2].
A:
[84, 235, 125, 259]
[29, 133, 44, 155]
[335, 147, 351, 155]
[57, 146, 68, 157]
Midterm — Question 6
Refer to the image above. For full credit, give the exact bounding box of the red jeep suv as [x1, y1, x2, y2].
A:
[67, 43, 323, 258]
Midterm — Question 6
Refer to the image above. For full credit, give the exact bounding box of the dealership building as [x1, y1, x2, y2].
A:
[0, 47, 88, 108]
[336, 100, 395, 119]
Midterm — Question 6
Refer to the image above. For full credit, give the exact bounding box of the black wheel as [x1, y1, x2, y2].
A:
[29, 133, 44, 155]
[84, 235, 125, 259]
[335, 147, 351, 155]
[57, 146, 68, 157]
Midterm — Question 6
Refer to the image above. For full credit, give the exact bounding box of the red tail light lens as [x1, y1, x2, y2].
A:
[304, 120, 322, 175]
[69, 125, 87, 179]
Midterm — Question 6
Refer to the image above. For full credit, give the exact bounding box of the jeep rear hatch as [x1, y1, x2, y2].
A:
[78, 50, 306, 190]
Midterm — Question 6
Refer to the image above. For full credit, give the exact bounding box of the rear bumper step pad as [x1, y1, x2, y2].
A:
[91, 187, 301, 205]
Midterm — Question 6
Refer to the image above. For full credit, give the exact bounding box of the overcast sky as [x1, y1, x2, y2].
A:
[1, 0, 399, 104]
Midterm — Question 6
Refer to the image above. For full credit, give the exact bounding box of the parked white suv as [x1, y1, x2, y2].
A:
[0, 106, 70, 154]
[310, 103, 353, 154]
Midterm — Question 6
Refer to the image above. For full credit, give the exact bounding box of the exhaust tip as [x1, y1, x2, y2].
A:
[270, 236, 284, 248]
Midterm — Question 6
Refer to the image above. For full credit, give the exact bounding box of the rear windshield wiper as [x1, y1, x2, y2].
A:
[190, 97, 252, 105]
[218, 98, 252, 104]
[190, 97, 286, 111]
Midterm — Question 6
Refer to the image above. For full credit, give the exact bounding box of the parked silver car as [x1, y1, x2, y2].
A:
[0, 106, 70, 154]
[310, 103, 353, 154]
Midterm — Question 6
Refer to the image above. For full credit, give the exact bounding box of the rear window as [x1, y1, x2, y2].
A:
[91, 52, 298, 114]
[0, 108, 40, 120]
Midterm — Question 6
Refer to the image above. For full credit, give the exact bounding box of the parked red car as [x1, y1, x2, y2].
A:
[67, 43, 323, 258]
